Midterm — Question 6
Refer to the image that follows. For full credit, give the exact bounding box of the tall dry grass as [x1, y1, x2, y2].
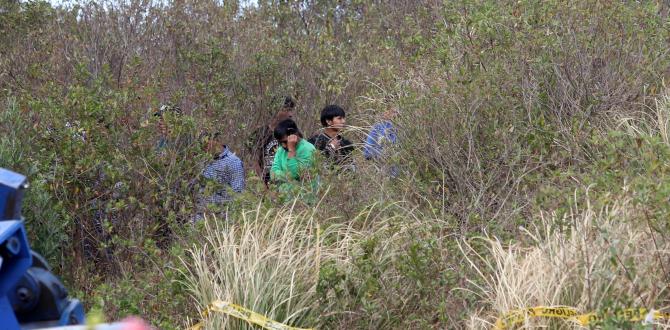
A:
[616, 88, 670, 144]
[461, 192, 670, 329]
[180, 203, 360, 329]
[179, 197, 456, 329]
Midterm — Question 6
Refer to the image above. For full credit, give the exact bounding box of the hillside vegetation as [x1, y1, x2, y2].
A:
[1, 0, 670, 328]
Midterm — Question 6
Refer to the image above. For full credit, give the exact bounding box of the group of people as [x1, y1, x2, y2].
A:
[194, 97, 398, 218]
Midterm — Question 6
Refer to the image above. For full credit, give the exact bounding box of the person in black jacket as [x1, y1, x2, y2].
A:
[308, 104, 354, 168]
[247, 96, 296, 186]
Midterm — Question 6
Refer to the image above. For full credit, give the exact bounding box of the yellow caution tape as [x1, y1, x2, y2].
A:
[189, 300, 314, 330]
[495, 306, 670, 329]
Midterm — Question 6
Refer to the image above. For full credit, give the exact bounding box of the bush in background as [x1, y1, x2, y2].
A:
[2, 0, 670, 328]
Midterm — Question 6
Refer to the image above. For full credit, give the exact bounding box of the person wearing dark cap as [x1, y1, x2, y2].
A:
[247, 96, 296, 186]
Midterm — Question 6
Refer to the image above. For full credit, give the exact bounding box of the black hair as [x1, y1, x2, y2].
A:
[283, 96, 296, 110]
[320, 104, 346, 127]
[274, 119, 301, 140]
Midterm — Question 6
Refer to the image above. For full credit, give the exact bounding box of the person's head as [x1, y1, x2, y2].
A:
[271, 111, 293, 129]
[203, 132, 224, 156]
[274, 119, 301, 150]
[282, 96, 296, 111]
[382, 106, 399, 121]
[320, 104, 346, 130]
[270, 96, 296, 129]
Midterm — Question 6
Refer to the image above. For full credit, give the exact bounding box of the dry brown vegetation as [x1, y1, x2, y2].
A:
[2, 0, 670, 328]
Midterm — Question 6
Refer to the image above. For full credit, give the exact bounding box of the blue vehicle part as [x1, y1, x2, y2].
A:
[0, 221, 33, 329]
[0, 168, 85, 329]
[0, 168, 26, 221]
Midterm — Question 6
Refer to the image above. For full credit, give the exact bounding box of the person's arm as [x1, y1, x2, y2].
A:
[311, 134, 335, 159]
[271, 149, 286, 182]
[285, 135, 301, 179]
[287, 141, 315, 179]
[339, 137, 354, 155]
[364, 125, 381, 159]
[285, 151, 313, 179]
[326, 139, 339, 159]
[229, 159, 245, 193]
[286, 157, 300, 180]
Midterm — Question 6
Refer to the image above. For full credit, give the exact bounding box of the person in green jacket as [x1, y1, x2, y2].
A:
[271, 119, 317, 195]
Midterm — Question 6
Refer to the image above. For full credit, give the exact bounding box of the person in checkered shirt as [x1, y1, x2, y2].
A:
[195, 132, 245, 221]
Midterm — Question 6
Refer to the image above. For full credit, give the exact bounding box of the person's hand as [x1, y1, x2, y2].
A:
[328, 137, 340, 150]
[287, 134, 299, 151]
